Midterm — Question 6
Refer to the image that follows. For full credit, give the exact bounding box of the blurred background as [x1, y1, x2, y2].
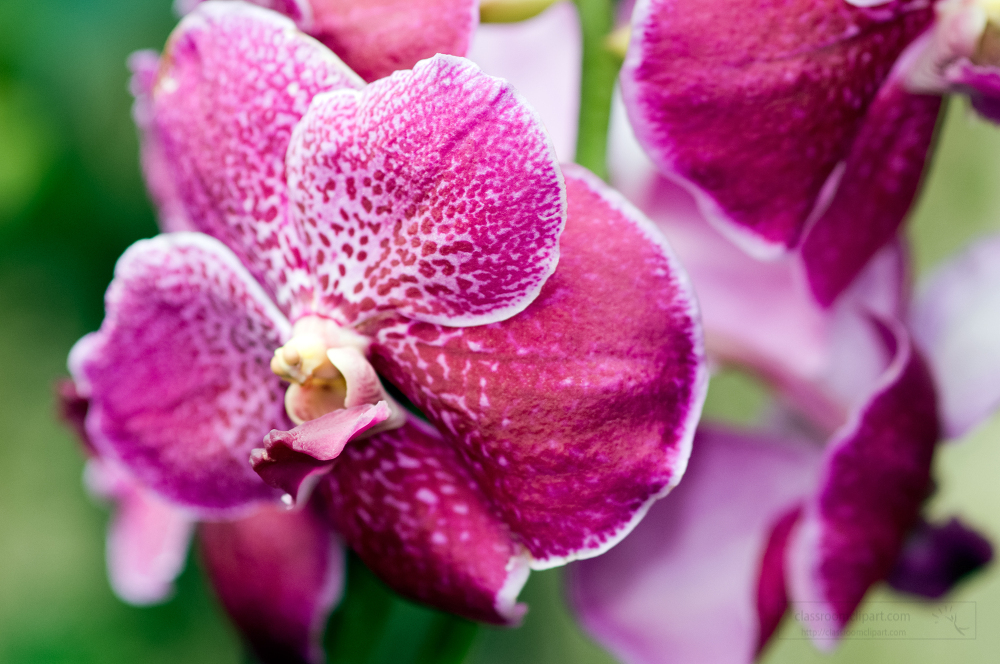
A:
[2, 1, 1000, 662]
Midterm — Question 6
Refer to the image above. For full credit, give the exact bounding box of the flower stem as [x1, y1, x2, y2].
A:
[572, 0, 620, 180]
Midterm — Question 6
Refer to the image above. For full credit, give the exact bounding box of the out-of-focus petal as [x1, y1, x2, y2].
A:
[364, 165, 706, 568]
[621, 0, 934, 255]
[200, 503, 345, 664]
[569, 427, 821, 664]
[286, 54, 565, 327]
[800, 61, 942, 305]
[70, 233, 290, 516]
[756, 507, 803, 655]
[251, 401, 392, 503]
[787, 320, 939, 647]
[911, 233, 1000, 438]
[947, 61, 1000, 122]
[150, 2, 362, 316]
[887, 517, 993, 598]
[85, 458, 195, 606]
[321, 418, 530, 624]
[468, 1, 581, 162]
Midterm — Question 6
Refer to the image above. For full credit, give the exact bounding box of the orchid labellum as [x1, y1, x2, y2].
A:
[64, 3, 706, 661]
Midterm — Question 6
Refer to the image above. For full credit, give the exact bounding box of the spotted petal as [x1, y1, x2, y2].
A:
[362, 165, 706, 567]
[621, 0, 934, 255]
[148, 1, 362, 316]
[787, 319, 939, 647]
[200, 503, 345, 664]
[569, 427, 821, 664]
[286, 54, 565, 326]
[69, 233, 291, 516]
[320, 418, 530, 624]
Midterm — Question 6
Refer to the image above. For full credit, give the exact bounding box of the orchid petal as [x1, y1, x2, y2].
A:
[621, 0, 934, 255]
[467, 1, 582, 162]
[321, 418, 530, 624]
[251, 401, 392, 504]
[69, 233, 291, 516]
[149, 1, 363, 316]
[887, 517, 993, 599]
[287, 54, 566, 326]
[947, 61, 1000, 122]
[569, 427, 821, 664]
[200, 504, 345, 664]
[362, 165, 706, 568]
[85, 458, 195, 605]
[912, 233, 1000, 438]
[800, 67, 941, 306]
[787, 319, 939, 647]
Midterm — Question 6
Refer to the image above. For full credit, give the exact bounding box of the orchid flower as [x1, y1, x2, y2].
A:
[64, 3, 707, 661]
[619, 0, 1000, 307]
[567, 119, 998, 662]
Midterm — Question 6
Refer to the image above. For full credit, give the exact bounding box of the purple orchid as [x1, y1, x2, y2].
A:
[568, 140, 998, 660]
[177, 0, 479, 82]
[65, 3, 707, 661]
[619, 0, 1000, 307]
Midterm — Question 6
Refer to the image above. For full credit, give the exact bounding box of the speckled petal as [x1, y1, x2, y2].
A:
[287, 54, 565, 326]
[787, 319, 939, 647]
[85, 458, 195, 605]
[251, 401, 392, 503]
[321, 418, 530, 624]
[568, 427, 821, 664]
[150, 1, 363, 316]
[800, 69, 941, 305]
[200, 503, 345, 664]
[912, 233, 1000, 438]
[69, 233, 291, 516]
[467, 1, 581, 162]
[361, 165, 706, 567]
[621, 0, 934, 255]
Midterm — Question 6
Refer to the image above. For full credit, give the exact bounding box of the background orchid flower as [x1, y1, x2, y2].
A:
[64, 2, 707, 659]
[618, 0, 1000, 308]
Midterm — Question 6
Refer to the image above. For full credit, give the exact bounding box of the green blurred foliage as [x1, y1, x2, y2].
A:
[2, 0, 1000, 662]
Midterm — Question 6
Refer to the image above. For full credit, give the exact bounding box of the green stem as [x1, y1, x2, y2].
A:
[572, 0, 620, 180]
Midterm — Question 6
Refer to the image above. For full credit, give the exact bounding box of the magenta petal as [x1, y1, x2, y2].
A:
[947, 60, 1000, 123]
[911, 233, 1000, 438]
[800, 72, 941, 305]
[467, 1, 582, 162]
[569, 427, 821, 664]
[86, 458, 195, 605]
[756, 506, 802, 655]
[621, 0, 934, 254]
[150, 2, 362, 316]
[364, 165, 706, 567]
[287, 54, 565, 327]
[251, 401, 392, 503]
[787, 319, 939, 647]
[322, 418, 529, 624]
[200, 503, 345, 664]
[69, 233, 290, 516]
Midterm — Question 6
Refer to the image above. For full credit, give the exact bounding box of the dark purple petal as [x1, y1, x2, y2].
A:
[948, 61, 1000, 122]
[321, 418, 530, 624]
[286, 54, 566, 327]
[800, 69, 941, 305]
[756, 507, 802, 656]
[85, 457, 195, 605]
[363, 165, 706, 568]
[251, 401, 392, 503]
[200, 503, 345, 664]
[70, 233, 290, 516]
[569, 427, 821, 664]
[621, 0, 934, 254]
[787, 319, 939, 647]
[149, 2, 362, 316]
[888, 517, 993, 599]
[911, 233, 1000, 438]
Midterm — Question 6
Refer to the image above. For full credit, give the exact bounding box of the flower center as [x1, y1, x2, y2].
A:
[271, 316, 404, 430]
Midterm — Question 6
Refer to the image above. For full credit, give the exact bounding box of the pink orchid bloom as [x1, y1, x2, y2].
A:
[176, 0, 478, 82]
[620, 0, 1000, 307]
[65, 3, 707, 662]
[567, 132, 998, 661]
